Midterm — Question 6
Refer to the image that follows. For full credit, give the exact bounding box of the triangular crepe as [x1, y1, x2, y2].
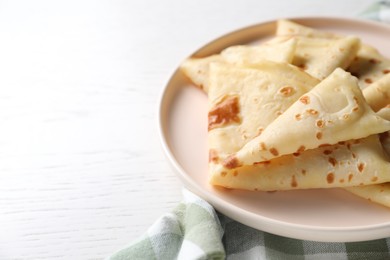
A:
[344, 118, 390, 208]
[222, 68, 390, 169]
[275, 20, 360, 80]
[344, 183, 390, 208]
[377, 106, 390, 122]
[220, 38, 296, 66]
[208, 64, 390, 192]
[348, 44, 390, 89]
[276, 19, 338, 38]
[208, 61, 319, 157]
[363, 73, 390, 111]
[180, 54, 223, 93]
[211, 135, 390, 191]
[180, 38, 297, 93]
[276, 19, 390, 89]
[291, 36, 360, 80]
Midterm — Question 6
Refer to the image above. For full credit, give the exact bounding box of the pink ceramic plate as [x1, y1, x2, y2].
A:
[158, 17, 390, 242]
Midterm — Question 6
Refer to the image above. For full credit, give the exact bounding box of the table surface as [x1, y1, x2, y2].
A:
[0, 0, 378, 259]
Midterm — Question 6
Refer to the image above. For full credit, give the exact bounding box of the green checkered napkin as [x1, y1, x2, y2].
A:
[109, 188, 390, 260]
[109, 2, 390, 260]
[109, 189, 225, 260]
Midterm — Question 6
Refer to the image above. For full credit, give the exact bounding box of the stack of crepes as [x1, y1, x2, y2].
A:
[180, 19, 390, 208]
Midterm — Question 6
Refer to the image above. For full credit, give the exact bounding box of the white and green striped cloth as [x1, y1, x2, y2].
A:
[109, 189, 225, 260]
[109, 189, 390, 260]
[109, 2, 390, 259]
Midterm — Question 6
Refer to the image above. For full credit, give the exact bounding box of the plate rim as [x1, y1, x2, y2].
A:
[157, 16, 390, 242]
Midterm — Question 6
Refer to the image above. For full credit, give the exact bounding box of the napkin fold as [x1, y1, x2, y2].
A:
[109, 189, 225, 260]
[110, 189, 390, 260]
[109, 2, 390, 259]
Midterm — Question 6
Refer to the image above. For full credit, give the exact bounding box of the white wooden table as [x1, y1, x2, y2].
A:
[0, 0, 375, 259]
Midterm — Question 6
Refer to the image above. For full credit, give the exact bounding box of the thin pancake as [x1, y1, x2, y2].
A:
[291, 36, 360, 80]
[208, 61, 319, 157]
[180, 38, 297, 93]
[344, 183, 390, 208]
[344, 123, 390, 208]
[348, 44, 390, 89]
[276, 19, 338, 38]
[276, 19, 390, 90]
[180, 54, 223, 93]
[211, 135, 390, 191]
[223, 68, 390, 168]
[363, 73, 390, 111]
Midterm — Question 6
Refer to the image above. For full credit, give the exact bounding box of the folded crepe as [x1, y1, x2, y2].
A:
[180, 38, 296, 93]
[348, 44, 390, 89]
[276, 19, 390, 90]
[276, 19, 338, 38]
[208, 61, 319, 157]
[343, 107, 390, 208]
[208, 64, 390, 191]
[220, 38, 296, 66]
[222, 68, 390, 169]
[344, 183, 390, 208]
[180, 54, 223, 93]
[180, 19, 390, 204]
[291, 36, 360, 80]
[211, 135, 390, 191]
[363, 73, 390, 111]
